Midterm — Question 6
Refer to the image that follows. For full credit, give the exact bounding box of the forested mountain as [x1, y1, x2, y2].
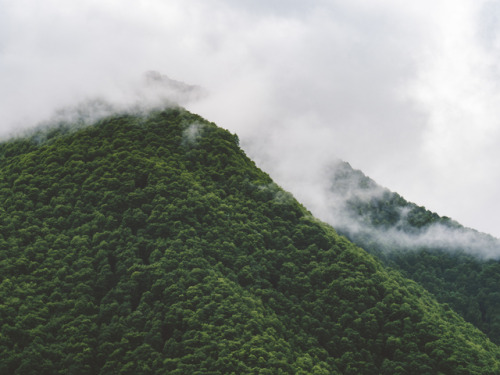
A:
[1, 108, 500, 374]
[328, 161, 500, 345]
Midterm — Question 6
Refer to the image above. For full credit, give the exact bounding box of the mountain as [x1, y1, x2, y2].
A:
[143, 71, 207, 105]
[1, 107, 500, 374]
[327, 160, 500, 345]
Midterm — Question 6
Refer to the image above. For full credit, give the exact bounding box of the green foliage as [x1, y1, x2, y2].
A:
[384, 249, 500, 346]
[1, 108, 500, 373]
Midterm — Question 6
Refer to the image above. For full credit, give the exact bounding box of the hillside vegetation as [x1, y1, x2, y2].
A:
[329, 161, 500, 345]
[1, 108, 500, 374]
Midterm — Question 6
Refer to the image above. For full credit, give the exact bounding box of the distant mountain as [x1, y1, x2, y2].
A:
[327, 160, 500, 344]
[143, 71, 207, 104]
[1, 108, 499, 374]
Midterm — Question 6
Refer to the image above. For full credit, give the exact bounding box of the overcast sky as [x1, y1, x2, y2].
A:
[2, 0, 500, 238]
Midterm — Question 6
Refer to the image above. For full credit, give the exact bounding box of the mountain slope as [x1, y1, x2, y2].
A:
[1, 108, 500, 374]
[328, 161, 500, 345]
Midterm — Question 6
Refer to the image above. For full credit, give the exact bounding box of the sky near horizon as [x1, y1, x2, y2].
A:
[2, 0, 500, 238]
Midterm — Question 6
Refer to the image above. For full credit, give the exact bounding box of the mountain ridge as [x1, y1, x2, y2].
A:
[327, 160, 500, 257]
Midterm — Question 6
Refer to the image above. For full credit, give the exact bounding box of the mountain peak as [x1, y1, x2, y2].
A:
[143, 70, 207, 103]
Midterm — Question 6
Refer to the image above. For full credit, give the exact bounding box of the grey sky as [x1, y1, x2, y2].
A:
[2, 0, 500, 238]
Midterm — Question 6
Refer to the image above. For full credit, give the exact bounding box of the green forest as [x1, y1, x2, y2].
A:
[1, 108, 500, 374]
[329, 161, 500, 346]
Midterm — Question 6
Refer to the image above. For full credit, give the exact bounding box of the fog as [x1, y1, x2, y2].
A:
[2, 0, 500, 241]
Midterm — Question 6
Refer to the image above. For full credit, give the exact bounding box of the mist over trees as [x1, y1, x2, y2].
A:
[1, 108, 500, 373]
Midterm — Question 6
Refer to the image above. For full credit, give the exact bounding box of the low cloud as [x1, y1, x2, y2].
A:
[4, 71, 206, 140]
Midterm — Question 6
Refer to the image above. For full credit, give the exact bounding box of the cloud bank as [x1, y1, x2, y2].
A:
[2, 0, 500, 239]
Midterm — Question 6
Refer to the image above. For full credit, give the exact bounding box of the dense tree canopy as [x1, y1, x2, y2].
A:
[1, 108, 500, 373]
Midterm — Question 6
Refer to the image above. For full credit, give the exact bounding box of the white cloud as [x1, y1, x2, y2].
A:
[2, 0, 500, 238]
